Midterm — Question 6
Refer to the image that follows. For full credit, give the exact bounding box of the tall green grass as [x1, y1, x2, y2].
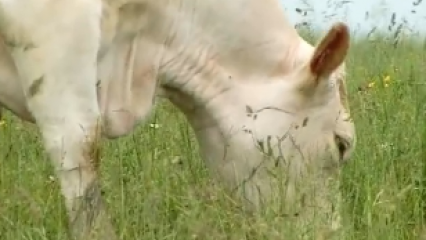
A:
[1, 36, 426, 239]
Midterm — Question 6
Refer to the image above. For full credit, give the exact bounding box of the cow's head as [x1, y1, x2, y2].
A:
[164, 22, 355, 213]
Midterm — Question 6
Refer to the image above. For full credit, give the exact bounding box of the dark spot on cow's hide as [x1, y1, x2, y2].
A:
[28, 76, 44, 98]
[246, 106, 253, 113]
[302, 117, 309, 127]
[23, 43, 36, 51]
[5, 40, 36, 51]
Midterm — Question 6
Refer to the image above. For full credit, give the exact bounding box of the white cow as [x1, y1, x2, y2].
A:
[0, 0, 355, 239]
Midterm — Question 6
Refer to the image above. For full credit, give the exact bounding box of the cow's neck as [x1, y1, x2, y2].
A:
[159, 47, 287, 135]
[158, 36, 313, 127]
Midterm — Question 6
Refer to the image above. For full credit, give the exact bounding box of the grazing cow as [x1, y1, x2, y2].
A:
[0, 0, 356, 239]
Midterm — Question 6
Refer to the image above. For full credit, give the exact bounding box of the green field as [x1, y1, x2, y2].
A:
[1, 36, 426, 240]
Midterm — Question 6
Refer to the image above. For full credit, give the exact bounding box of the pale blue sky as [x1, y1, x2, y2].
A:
[280, 0, 425, 36]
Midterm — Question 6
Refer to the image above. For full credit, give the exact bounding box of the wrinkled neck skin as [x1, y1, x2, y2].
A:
[164, 38, 313, 144]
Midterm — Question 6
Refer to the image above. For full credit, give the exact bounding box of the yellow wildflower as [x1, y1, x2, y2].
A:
[0, 120, 5, 126]
[383, 75, 390, 88]
[383, 75, 391, 83]
[368, 81, 376, 88]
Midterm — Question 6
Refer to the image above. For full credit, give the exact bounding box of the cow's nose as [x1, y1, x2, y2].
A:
[334, 134, 353, 162]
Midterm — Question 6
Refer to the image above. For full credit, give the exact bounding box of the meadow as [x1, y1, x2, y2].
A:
[0, 33, 426, 240]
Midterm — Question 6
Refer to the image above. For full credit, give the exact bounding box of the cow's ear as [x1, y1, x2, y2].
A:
[309, 22, 349, 81]
[295, 22, 349, 93]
